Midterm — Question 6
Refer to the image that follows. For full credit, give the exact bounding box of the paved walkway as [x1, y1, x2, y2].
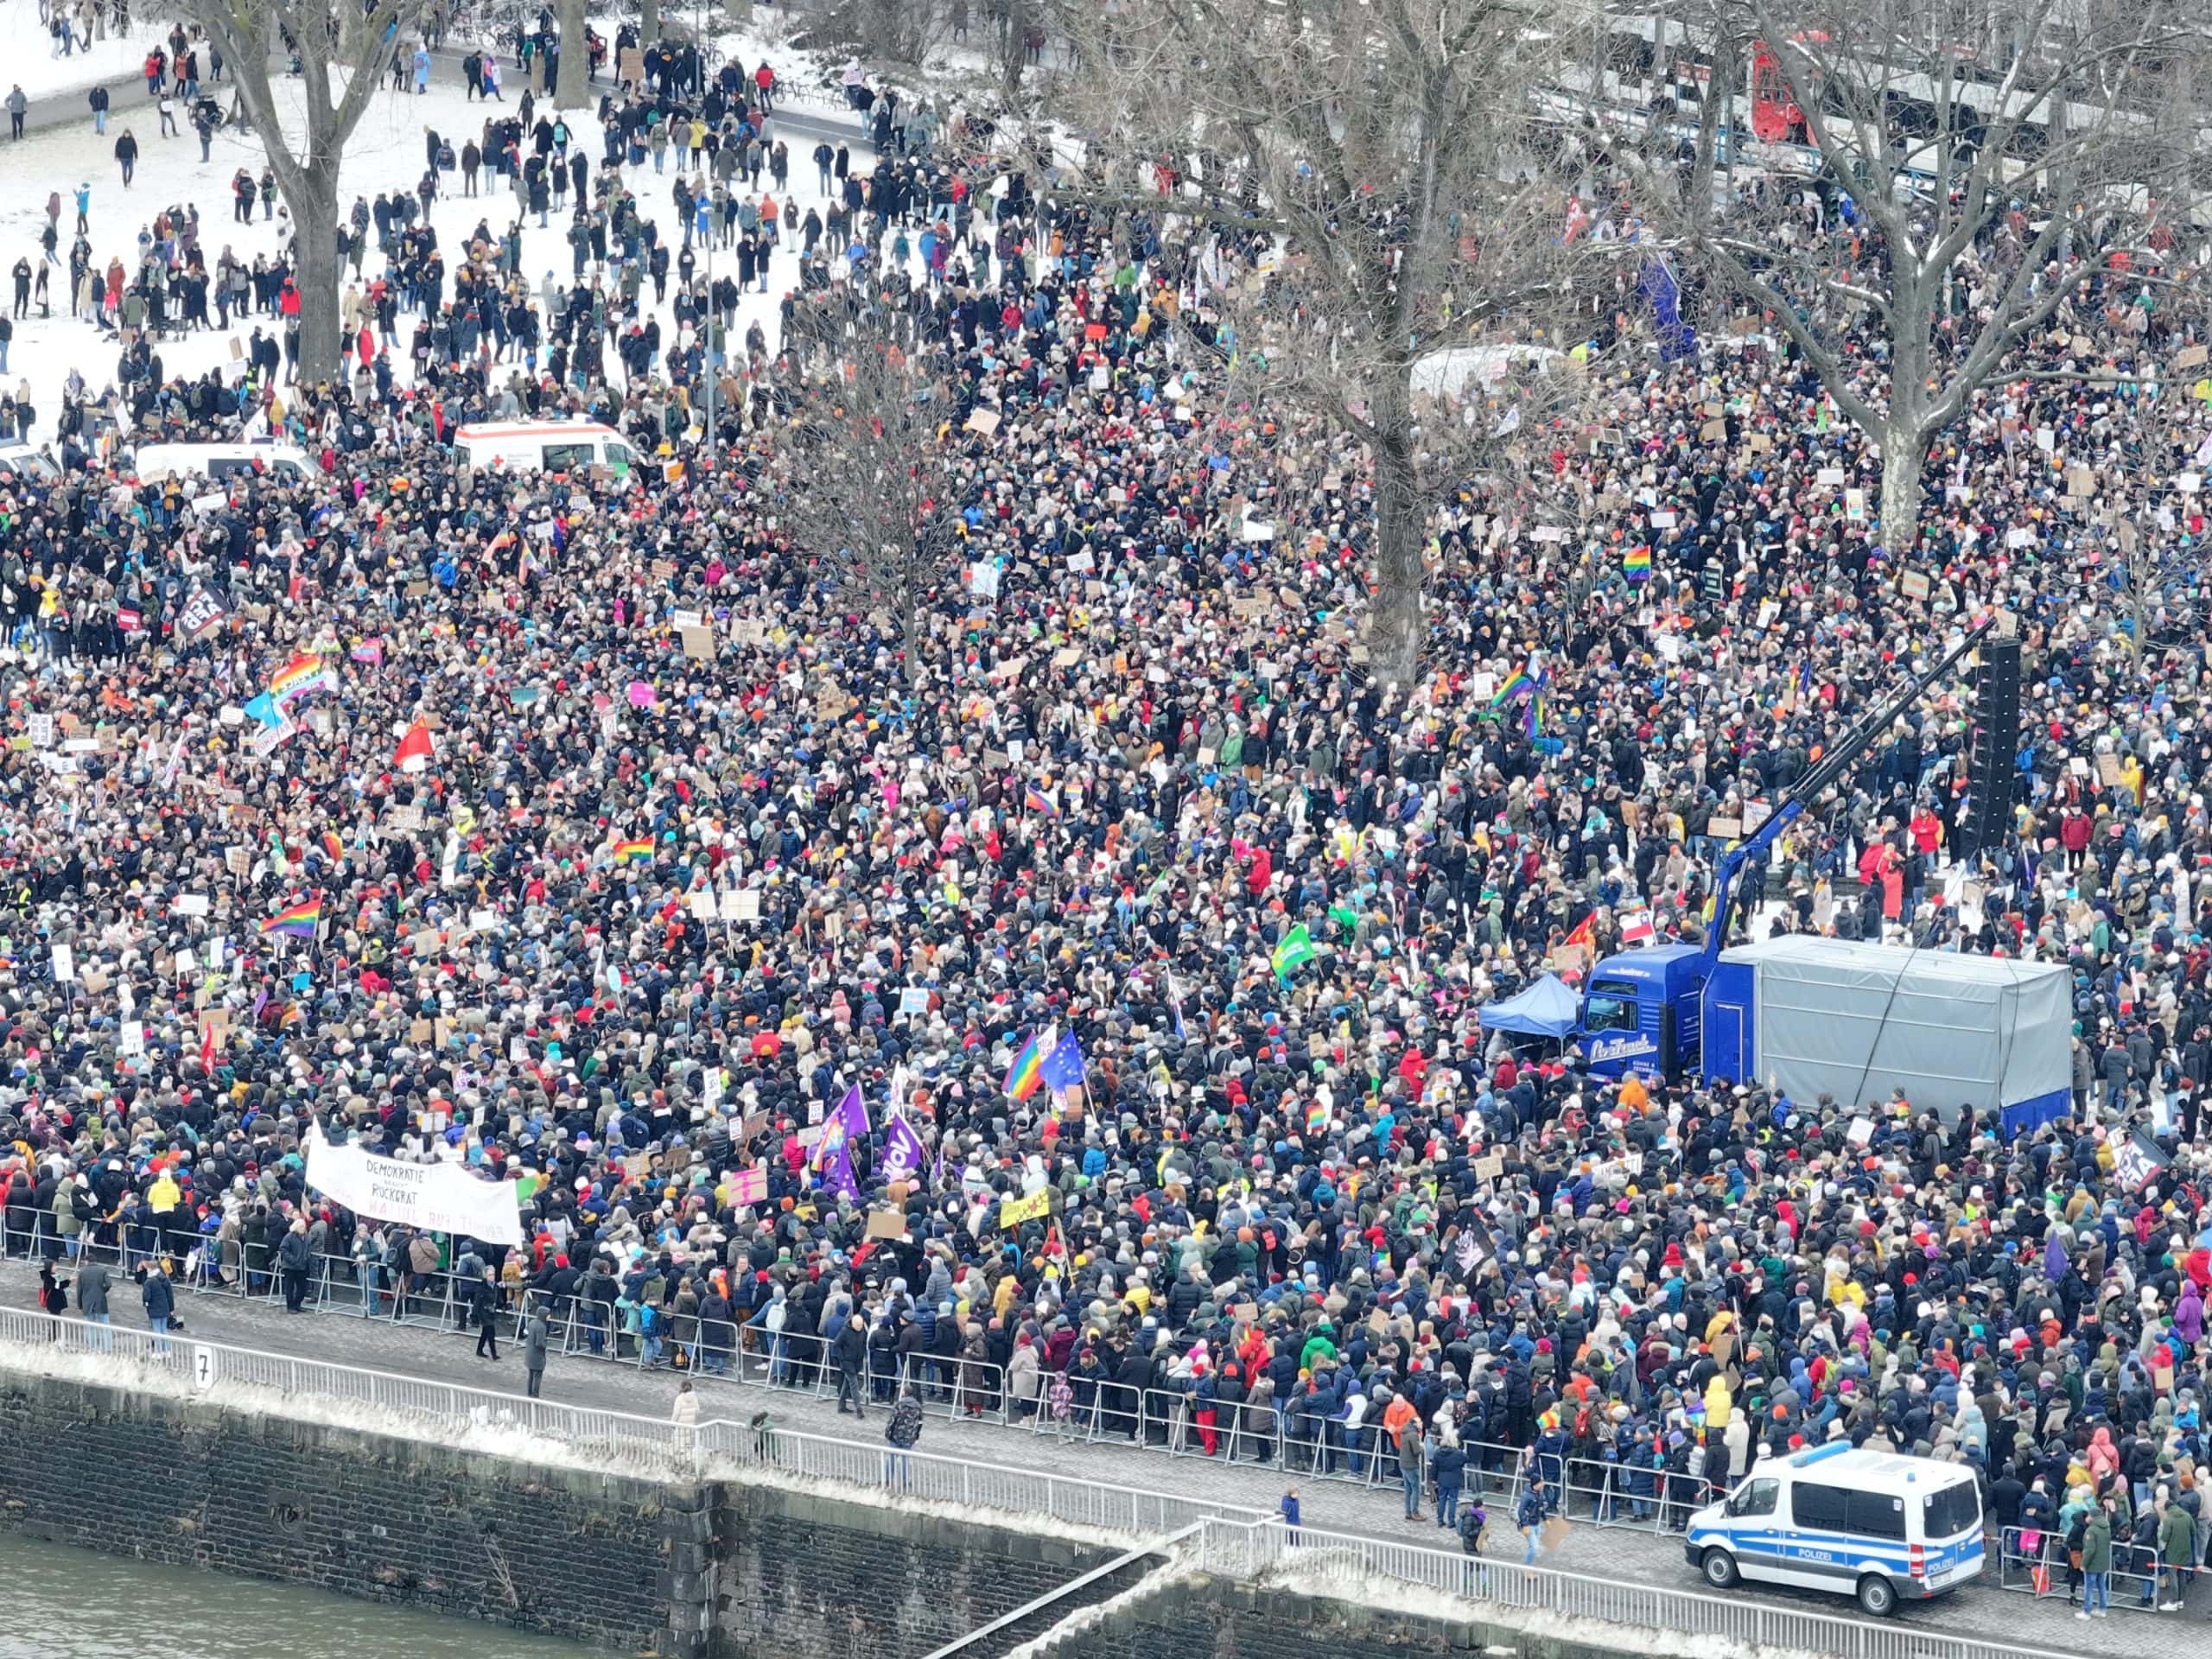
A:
[118, 1278, 2190, 1656]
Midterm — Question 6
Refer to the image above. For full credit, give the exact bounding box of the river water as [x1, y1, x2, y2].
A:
[0, 1532, 598, 1658]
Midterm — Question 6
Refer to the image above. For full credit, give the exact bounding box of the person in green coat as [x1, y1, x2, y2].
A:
[2158, 1492, 2196, 1611]
[2078, 1500, 2113, 1619]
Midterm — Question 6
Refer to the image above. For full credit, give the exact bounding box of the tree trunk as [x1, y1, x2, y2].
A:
[1877, 421, 1925, 559]
[1367, 398, 1426, 694]
[555, 0, 588, 107]
[1001, 0, 1029, 92]
[641, 0, 660, 49]
[900, 579, 923, 688]
[292, 165, 344, 385]
[1690, 34, 1734, 238]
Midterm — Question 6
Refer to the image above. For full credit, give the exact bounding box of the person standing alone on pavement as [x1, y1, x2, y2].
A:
[137, 1262, 174, 1353]
[2157, 1486, 2196, 1610]
[884, 1381, 922, 1484]
[77, 1254, 111, 1349]
[278, 1217, 312, 1312]
[1396, 1406, 1427, 1521]
[469, 1267, 501, 1359]
[524, 1310, 550, 1397]
[833, 1307, 867, 1418]
[6, 87, 26, 142]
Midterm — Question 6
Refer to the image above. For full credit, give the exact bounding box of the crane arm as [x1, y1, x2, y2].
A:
[1695, 615, 1994, 967]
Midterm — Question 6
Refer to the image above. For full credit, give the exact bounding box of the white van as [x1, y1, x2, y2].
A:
[131, 442, 313, 483]
[454, 421, 639, 483]
[0, 444, 57, 483]
[1684, 1444, 1984, 1617]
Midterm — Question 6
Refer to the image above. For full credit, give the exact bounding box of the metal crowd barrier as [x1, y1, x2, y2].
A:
[0, 1306, 1261, 1537]
[1194, 1517, 2093, 1659]
[0, 1303, 2122, 1659]
[0, 1225, 1856, 1553]
[1996, 1523, 2164, 1611]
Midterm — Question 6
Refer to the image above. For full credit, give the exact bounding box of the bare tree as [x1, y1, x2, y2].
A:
[2113, 371, 2212, 664]
[1674, 0, 2199, 556]
[1039, 0, 1602, 692]
[801, 0, 956, 68]
[178, 0, 419, 385]
[773, 334, 957, 688]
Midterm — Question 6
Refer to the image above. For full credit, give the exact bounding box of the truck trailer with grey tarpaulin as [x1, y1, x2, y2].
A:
[1697, 936, 2072, 1134]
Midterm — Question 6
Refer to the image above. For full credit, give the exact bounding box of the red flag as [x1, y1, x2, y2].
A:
[1563, 913, 1596, 951]
[1044, 1221, 1065, 1258]
[394, 721, 434, 774]
[199, 1016, 215, 1075]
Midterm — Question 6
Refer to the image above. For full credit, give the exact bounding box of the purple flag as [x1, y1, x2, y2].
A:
[881, 1109, 932, 1185]
[812, 1084, 868, 1200]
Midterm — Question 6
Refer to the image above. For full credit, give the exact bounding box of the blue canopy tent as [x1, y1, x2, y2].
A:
[1478, 974, 1581, 1041]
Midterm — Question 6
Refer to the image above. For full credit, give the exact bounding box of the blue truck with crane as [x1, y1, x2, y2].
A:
[1574, 617, 2071, 1133]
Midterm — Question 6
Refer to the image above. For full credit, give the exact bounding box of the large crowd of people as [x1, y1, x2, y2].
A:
[0, 1, 2204, 1624]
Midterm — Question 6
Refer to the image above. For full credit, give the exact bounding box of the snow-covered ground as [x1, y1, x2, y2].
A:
[0, 19, 869, 421]
[0, 1, 146, 110]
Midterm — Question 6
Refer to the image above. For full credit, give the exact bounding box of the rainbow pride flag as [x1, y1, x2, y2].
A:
[1623, 544, 1651, 582]
[1491, 666, 1533, 706]
[613, 839, 653, 862]
[269, 653, 337, 705]
[261, 896, 322, 939]
[1004, 1026, 1058, 1102]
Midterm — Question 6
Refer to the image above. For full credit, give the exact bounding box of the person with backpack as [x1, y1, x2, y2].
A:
[884, 1381, 923, 1485]
[1457, 1497, 1489, 1556]
[1518, 1477, 1550, 1564]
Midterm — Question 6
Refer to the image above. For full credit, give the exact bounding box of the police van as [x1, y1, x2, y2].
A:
[1684, 1444, 1984, 1616]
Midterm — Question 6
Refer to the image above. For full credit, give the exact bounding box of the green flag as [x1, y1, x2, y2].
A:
[1271, 923, 1316, 980]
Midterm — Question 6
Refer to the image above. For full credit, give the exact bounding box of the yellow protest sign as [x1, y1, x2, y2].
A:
[998, 1188, 1051, 1229]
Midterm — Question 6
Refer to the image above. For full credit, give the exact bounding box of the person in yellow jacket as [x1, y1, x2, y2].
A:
[146, 1167, 181, 1261]
[1704, 1373, 1733, 1431]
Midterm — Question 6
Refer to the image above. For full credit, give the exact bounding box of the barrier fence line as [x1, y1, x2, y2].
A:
[0, 1308, 1261, 1537]
[0, 1230, 1698, 1515]
[0, 1313, 2126, 1659]
[1194, 1517, 2096, 1659]
[1994, 1524, 2165, 1612]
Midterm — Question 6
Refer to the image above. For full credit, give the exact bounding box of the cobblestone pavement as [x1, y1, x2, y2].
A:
[117, 1281, 2199, 1656]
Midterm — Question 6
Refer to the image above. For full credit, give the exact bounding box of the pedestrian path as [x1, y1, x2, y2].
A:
[127, 1288, 2167, 1657]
